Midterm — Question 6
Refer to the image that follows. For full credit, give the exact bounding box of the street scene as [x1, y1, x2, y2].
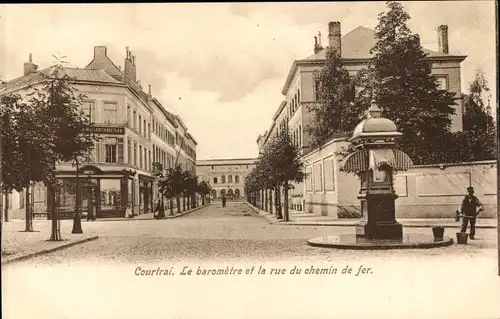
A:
[1, 1, 499, 319]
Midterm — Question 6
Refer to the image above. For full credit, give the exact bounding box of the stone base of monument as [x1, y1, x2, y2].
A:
[355, 221, 403, 239]
[307, 233, 454, 250]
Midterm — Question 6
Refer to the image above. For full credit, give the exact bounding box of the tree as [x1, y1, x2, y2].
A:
[158, 164, 186, 215]
[259, 128, 305, 222]
[197, 180, 211, 205]
[28, 65, 96, 239]
[0, 94, 57, 232]
[448, 68, 496, 161]
[307, 47, 365, 148]
[354, 1, 457, 165]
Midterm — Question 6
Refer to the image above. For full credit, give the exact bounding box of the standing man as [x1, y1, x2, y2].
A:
[221, 193, 226, 208]
[458, 186, 484, 240]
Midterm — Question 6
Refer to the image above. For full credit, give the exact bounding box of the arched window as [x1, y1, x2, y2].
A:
[211, 189, 217, 199]
[213, 177, 218, 184]
[221, 175, 226, 183]
[235, 175, 239, 184]
[234, 189, 240, 198]
[228, 175, 233, 183]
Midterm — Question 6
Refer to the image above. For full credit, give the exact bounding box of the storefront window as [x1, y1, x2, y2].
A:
[101, 179, 121, 210]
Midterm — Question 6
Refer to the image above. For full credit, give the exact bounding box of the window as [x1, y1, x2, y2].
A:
[139, 115, 142, 134]
[221, 175, 226, 183]
[235, 175, 239, 183]
[148, 123, 151, 139]
[148, 150, 151, 171]
[143, 119, 146, 136]
[127, 138, 132, 164]
[82, 101, 96, 122]
[102, 138, 118, 163]
[228, 175, 233, 183]
[435, 76, 448, 90]
[127, 105, 131, 126]
[133, 141, 137, 166]
[103, 102, 118, 124]
[297, 89, 300, 103]
[139, 146, 143, 168]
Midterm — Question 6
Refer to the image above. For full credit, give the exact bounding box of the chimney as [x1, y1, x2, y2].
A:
[124, 46, 137, 83]
[328, 21, 342, 56]
[23, 53, 38, 76]
[314, 32, 323, 54]
[437, 25, 449, 54]
[94, 46, 107, 58]
[148, 84, 152, 95]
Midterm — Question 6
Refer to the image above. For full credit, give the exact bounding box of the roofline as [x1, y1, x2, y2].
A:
[174, 114, 188, 131]
[185, 132, 198, 145]
[196, 158, 258, 163]
[151, 97, 178, 129]
[281, 54, 468, 95]
[272, 101, 287, 121]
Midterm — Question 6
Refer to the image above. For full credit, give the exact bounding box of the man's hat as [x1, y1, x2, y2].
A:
[467, 186, 474, 191]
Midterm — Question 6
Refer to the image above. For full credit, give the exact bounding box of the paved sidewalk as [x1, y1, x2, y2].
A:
[245, 202, 498, 228]
[101, 203, 211, 221]
[1, 220, 98, 265]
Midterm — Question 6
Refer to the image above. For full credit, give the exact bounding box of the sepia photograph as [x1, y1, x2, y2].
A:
[1, 2, 499, 318]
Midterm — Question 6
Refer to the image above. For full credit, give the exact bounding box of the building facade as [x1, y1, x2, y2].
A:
[257, 22, 467, 213]
[196, 158, 257, 200]
[0, 46, 197, 219]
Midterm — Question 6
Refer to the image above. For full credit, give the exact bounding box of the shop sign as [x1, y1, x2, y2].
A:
[91, 127, 125, 135]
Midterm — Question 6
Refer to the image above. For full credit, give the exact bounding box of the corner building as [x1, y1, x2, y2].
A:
[257, 22, 467, 213]
[196, 158, 257, 200]
[0, 46, 197, 219]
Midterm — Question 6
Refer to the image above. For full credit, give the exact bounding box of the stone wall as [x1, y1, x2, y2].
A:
[302, 138, 497, 219]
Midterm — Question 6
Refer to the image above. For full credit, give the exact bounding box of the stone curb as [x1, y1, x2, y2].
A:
[244, 203, 497, 229]
[1, 235, 99, 266]
[162, 203, 211, 219]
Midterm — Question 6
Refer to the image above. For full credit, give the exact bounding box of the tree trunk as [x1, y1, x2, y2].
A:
[275, 186, 282, 219]
[202, 195, 205, 206]
[50, 183, 62, 241]
[72, 160, 83, 234]
[25, 185, 33, 232]
[176, 195, 181, 214]
[182, 192, 186, 211]
[170, 197, 174, 216]
[283, 181, 290, 222]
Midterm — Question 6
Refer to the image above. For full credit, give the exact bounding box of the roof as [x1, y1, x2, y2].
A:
[197, 158, 258, 166]
[282, 26, 467, 94]
[0, 66, 122, 95]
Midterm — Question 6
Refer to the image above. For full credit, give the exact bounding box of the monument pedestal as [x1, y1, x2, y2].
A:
[356, 193, 403, 240]
[356, 220, 403, 239]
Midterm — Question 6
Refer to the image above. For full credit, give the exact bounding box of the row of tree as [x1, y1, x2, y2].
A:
[308, 1, 496, 164]
[153, 163, 211, 218]
[245, 127, 304, 222]
[0, 63, 96, 238]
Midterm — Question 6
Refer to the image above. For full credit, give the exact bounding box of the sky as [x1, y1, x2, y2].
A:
[0, 2, 496, 160]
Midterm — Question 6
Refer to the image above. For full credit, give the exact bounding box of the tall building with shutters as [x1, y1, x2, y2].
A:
[0, 46, 197, 219]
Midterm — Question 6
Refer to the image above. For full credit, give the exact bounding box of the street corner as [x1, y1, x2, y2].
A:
[1, 235, 99, 266]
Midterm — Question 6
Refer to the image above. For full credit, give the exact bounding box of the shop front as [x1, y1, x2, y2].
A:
[48, 165, 137, 219]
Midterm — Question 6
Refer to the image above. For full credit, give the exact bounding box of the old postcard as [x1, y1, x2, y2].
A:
[1, 2, 499, 318]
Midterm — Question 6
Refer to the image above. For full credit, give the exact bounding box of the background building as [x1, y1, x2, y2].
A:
[196, 158, 257, 200]
[256, 21, 474, 216]
[0, 46, 197, 219]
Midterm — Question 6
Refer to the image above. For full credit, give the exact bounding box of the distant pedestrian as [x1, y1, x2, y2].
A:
[221, 194, 226, 208]
[457, 186, 484, 240]
[125, 203, 133, 218]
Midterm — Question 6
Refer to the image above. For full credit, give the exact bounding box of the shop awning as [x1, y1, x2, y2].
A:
[370, 149, 414, 171]
[340, 150, 369, 173]
[340, 149, 414, 173]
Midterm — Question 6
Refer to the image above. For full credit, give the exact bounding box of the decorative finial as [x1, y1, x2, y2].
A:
[368, 99, 381, 118]
[148, 84, 152, 94]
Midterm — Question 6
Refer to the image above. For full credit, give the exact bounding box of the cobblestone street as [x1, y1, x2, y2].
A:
[3, 202, 500, 319]
[3, 202, 498, 265]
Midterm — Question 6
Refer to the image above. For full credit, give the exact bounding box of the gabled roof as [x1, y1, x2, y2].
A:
[282, 26, 467, 94]
[0, 66, 122, 95]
